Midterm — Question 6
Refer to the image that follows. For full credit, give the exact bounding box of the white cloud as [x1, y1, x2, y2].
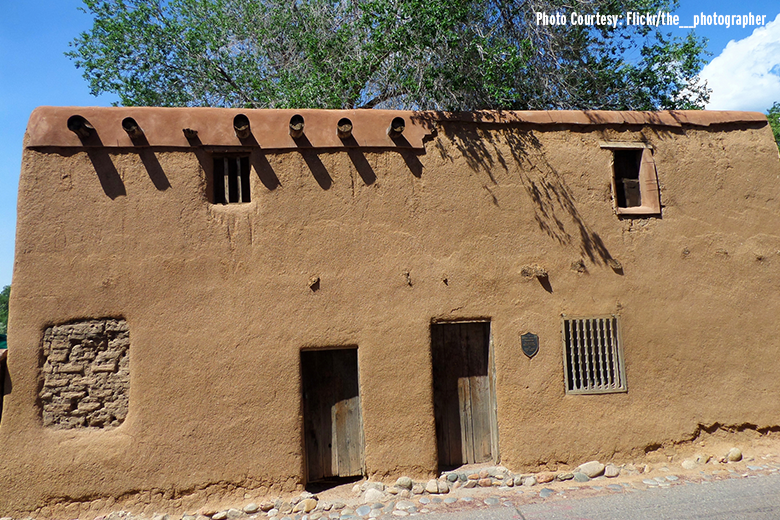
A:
[700, 13, 780, 111]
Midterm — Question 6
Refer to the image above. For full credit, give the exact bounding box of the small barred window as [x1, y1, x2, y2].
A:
[213, 156, 250, 204]
[562, 316, 626, 394]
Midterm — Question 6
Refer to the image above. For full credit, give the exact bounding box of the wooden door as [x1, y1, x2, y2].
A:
[431, 322, 495, 467]
[301, 348, 363, 481]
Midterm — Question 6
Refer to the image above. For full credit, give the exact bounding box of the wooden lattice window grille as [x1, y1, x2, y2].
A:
[562, 315, 627, 394]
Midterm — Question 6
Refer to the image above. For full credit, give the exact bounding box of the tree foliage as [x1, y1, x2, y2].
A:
[768, 102, 780, 150]
[68, 0, 709, 111]
[0, 285, 9, 336]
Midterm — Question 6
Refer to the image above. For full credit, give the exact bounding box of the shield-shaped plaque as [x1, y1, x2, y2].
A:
[521, 332, 539, 359]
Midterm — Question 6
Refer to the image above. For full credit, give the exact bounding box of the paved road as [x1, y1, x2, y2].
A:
[417, 472, 780, 520]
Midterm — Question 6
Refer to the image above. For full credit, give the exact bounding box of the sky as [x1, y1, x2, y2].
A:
[1, 0, 779, 290]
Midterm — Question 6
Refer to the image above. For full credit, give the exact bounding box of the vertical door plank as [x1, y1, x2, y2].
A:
[332, 401, 342, 476]
[458, 377, 475, 464]
[431, 325, 448, 465]
[432, 324, 464, 467]
[335, 395, 362, 477]
[431, 325, 452, 466]
[320, 351, 335, 477]
[302, 351, 328, 481]
[332, 349, 363, 478]
[463, 323, 492, 463]
[469, 375, 493, 462]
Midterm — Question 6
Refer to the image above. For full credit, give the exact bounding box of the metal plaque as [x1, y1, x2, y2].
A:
[521, 332, 539, 359]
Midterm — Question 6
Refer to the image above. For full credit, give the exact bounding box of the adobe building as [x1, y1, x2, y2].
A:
[2, 106, 780, 515]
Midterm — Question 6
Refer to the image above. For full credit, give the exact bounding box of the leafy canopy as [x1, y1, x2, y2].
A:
[0, 285, 9, 337]
[68, 0, 709, 111]
[767, 102, 780, 150]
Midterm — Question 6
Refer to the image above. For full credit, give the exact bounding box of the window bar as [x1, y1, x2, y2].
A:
[223, 158, 230, 204]
[588, 319, 596, 388]
[614, 317, 623, 388]
[584, 319, 592, 388]
[579, 320, 593, 388]
[609, 318, 618, 388]
[600, 319, 612, 388]
[590, 320, 598, 388]
[563, 319, 577, 391]
[568, 320, 575, 390]
[593, 318, 612, 389]
[567, 320, 577, 391]
[591, 319, 602, 388]
[586, 319, 602, 388]
[602, 319, 611, 388]
[607, 318, 619, 388]
[574, 320, 590, 389]
[571, 320, 585, 390]
[236, 156, 242, 202]
[583, 319, 594, 389]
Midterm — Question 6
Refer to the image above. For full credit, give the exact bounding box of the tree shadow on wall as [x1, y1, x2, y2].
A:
[411, 112, 618, 268]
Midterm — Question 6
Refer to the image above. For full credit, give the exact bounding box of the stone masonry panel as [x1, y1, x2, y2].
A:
[40, 319, 130, 429]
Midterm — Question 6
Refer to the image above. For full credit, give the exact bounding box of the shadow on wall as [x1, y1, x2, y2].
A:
[411, 111, 619, 268]
[139, 149, 171, 191]
[87, 150, 126, 200]
[252, 152, 281, 190]
[0, 349, 11, 426]
[128, 132, 172, 191]
[249, 148, 423, 191]
[82, 124, 424, 199]
[80, 128, 173, 198]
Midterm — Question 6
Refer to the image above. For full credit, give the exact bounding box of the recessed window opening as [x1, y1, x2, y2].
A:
[563, 316, 626, 394]
[213, 156, 250, 204]
[613, 149, 642, 208]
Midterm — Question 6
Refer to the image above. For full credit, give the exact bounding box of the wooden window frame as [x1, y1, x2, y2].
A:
[601, 142, 661, 216]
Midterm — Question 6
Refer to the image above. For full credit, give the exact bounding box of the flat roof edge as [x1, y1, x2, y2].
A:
[420, 110, 768, 127]
[25, 107, 767, 149]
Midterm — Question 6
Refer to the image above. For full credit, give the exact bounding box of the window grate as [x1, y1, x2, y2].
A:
[213, 156, 250, 204]
[563, 316, 626, 394]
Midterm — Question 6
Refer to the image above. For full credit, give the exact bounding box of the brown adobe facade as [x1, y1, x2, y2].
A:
[2, 106, 780, 516]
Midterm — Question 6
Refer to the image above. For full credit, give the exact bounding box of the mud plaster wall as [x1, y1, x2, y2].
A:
[3, 110, 780, 515]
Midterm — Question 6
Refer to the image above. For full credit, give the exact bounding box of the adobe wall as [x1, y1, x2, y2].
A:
[3, 108, 780, 516]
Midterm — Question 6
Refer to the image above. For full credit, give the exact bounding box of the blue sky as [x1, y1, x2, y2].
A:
[1, 0, 779, 289]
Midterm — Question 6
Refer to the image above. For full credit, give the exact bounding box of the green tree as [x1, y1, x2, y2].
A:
[767, 102, 780, 150]
[0, 285, 9, 337]
[68, 0, 709, 111]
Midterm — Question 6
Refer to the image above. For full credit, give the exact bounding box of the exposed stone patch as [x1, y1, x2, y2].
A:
[40, 318, 130, 429]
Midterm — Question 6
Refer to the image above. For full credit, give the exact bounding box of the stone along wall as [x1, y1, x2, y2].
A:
[40, 319, 130, 429]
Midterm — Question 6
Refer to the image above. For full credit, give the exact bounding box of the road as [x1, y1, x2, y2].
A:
[415, 471, 780, 520]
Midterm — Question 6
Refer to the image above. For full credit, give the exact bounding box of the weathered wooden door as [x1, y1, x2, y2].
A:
[301, 348, 364, 481]
[431, 322, 495, 467]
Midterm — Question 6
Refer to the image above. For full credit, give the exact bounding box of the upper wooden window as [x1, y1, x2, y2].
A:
[601, 142, 661, 216]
